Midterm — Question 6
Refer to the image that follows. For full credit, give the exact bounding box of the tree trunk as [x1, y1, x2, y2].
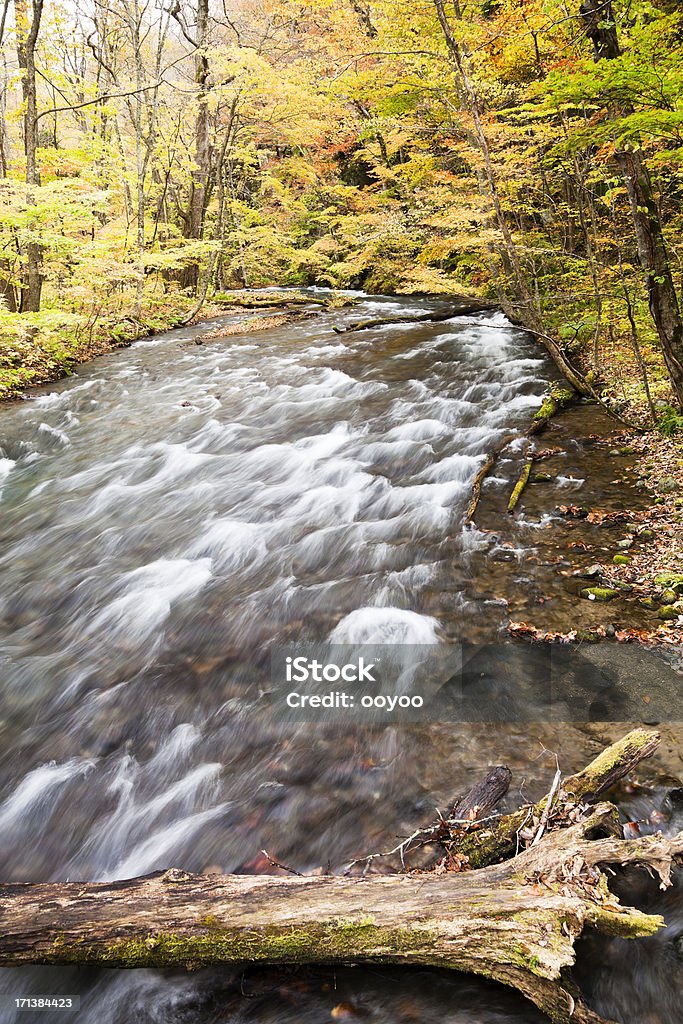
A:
[615, 148, 683, 405]
[579, 0, 683, 407]
[0, 731, 678, 1024]
[15, 0, 44, 313]
[173, 0, 211, 290]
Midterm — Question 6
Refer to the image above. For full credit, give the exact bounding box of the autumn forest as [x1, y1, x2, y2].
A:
[0, 0, 680, 426]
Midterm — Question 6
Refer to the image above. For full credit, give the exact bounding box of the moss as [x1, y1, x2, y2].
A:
[507, 460, 533, 512]
[579, 587, 620, 601]
[612, 555, 630, 565]
[654, 573, 683, 591]
[49, 919, 439, 969]
[534, 386, 574, 423]
[588, 907, 664, 938]
[658, 605, 678, 621]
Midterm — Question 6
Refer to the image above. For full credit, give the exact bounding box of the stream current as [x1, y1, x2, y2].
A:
[0, 292, 681, 1023]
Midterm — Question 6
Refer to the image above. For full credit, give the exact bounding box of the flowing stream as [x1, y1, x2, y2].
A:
[0, 292, 681, 1023]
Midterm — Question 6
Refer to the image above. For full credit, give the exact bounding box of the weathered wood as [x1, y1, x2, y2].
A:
[451, 764, 512, 819]
[0, 729, 670, 1024]
[452, 728, 661, 869]
[332, 303, 496, 334]
[466, 452, 497, 524]
[0, 804, 680, 1024]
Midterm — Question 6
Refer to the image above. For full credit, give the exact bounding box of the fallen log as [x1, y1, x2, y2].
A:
[1, 805, 680, 1024]
[0, 729, 675, 1024]
[332, 303, 496, 334]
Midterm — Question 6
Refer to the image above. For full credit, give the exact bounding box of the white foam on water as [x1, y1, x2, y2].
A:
[556, 475, 585, 489]
[421, 452, 483, 484]
[190, 518, 267, 572]
[329, 606, 440, 644]
[0, 758, 95, 832]
[37, 422, 70, 447]
[385, 418, 450, 441]
[106, 802, 230, 880]
[85, 558, 212, 643]
[0, 456, 15, 497]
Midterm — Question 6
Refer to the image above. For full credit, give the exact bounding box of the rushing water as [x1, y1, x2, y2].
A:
[0, 292, 681, 1023]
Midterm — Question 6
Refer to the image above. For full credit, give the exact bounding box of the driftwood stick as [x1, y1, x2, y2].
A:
[451, 764, 512, 819]
[507, 458, 533, 513]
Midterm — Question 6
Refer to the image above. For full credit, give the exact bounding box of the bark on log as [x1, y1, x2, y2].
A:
[0, 729, 671, 1024]
[451, 728, 661, 869]
[1, 805, 680, 1024]
[450, 764, 512, 819]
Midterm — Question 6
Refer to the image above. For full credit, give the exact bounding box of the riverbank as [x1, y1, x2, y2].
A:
[480, 401, 683, 648]
[0, 290, 363, 401]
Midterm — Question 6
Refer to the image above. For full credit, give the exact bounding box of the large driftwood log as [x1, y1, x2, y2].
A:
[0, 730, 677, 1024]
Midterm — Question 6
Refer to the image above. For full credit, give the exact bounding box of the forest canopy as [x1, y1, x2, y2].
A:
[1, 0, 683, 421]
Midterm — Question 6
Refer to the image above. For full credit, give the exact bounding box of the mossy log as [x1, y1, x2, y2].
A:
[507, 458, 534, 513]
[451, 728, 662, 870]
[0, 804, 680, 1024]
[0, 730, 673, 1024]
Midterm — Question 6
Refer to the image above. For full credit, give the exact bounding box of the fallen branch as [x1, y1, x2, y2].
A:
[451, 727, 661, 869]
[332, 302, 496, 334]
[507, 457, 534, 513]
[0, 730, 670, 1024]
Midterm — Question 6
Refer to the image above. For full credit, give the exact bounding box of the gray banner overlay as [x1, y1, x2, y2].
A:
[269, 643, 682, 722]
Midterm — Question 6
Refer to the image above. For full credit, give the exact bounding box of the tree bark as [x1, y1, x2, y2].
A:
[171, 0, 211, 290]
[579, 0, 683, 407]
[0, 805, 680, 1024]
[0, 729, 675, 1024]
[15, 0, 44, 312]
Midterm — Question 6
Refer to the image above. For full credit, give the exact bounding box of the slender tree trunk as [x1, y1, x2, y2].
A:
[580, 0, 683, 406]
[15, 0, 44, 312]
[615, 148, 683, 405]
[172, 0, 211, 290]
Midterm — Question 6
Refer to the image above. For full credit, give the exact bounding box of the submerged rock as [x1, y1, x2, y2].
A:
[574, 564, 603, 578]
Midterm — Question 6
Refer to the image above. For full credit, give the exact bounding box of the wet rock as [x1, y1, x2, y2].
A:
[579, 587, 620, 602]
[574, 564, 603, 578]
[639, 597, 659, 611]
[530, 472, 554, 483]
[616, 538, 633, 549]
[638, 529, 655, 540]
[660, 477, 678, 493]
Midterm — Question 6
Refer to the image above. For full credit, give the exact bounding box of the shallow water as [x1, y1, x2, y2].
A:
[0, 292, 681, 1023]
